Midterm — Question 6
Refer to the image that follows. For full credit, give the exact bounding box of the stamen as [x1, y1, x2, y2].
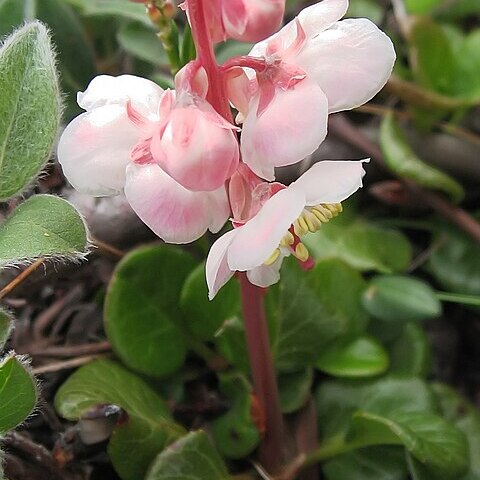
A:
[294, 243, 309, 262]
[264, 248, 281, 266]
[280, 231, 294, 247]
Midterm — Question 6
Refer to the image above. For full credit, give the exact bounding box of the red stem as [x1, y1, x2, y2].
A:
[187, 0, 232, 120]
[239, 273, 286, 473]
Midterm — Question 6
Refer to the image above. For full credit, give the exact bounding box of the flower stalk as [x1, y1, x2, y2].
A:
[239, 273, 286, 472]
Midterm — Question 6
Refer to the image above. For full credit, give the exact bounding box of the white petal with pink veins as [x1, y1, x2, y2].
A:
[206, 229, 237, 300]
[249, 0, 348, 58]
[77, 75, 164, 118]
[247, 256, 284, 288]
[227, 187, 305, 271]
[124, 163, 230, 244]
[57, 105, 140, 196]
[240, 78, 328, 180]
[295, 19, 395, 113]
[291, 159, 369, 205]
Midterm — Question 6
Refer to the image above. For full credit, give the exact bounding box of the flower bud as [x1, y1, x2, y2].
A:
[150, 92, 239, 192]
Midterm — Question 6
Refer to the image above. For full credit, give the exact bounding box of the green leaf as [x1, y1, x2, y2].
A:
[316, 377, 436, 440]
[0, 309, 13, 350]
[105, 245, 196, 377]
[66, 0, 150, 24]
[304, 221, 412, 273]
[117, 22, 168, 65]
[146, 431, 231, 480]
[0, 195, 88, 266]
[215, 316, 250, 374]
[380, 113, 464, 203]
[273, 259, 368, 371]
[324, 446, 408, 480]
[278, 368, 313, 414]
[428, 225, 480, 295]
[215, 40, 254, 64]
[0, 355, 37, 433]
[410, 17, 454, 95]
[362, 275, 441, 323]
[432, 383, 480, 477]
[316, 336, 389, 378]
[55, 359, 184, 480]
[180, 262, 240, 341]
[349, 411, 469, 479]
[0, 21, 61, 200]
[389, 323, 431, 377]
[0, 0, 97, 118]
[211, 374, 260, 459]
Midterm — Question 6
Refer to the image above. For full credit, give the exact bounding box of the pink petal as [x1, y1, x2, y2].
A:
[124, 163, 230, 244]
[291, 159, 369, 205]
[295, 19, 396, 113]
[77, 75, 164, 119]
[249, 0, 348, 58]
[206, 229, 237, 300]
[240, 78, 328, 180]
[57, 105, 139, 196]
[151, 100, 239, 192]
[227, 187, 305, 271]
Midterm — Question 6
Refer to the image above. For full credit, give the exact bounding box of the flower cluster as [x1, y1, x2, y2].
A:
[57, 0, 395, 297]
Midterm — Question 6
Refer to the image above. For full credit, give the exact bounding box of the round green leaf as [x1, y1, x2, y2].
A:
[389, 322, 431, 377]
[316, 336, 389, 378]
[0, 195, 88, 266]
[180, 262, 240, 341]
[146, 431, 231, 480]
[0, 21, 61, 200]
[0, 355, 37, 433]
[273, 259, 368, 371]
[304, 221, 412, 273]
[380, 113, 464, 203]
[324, 446, 407, 480]
[105, 245, 196, 377]
[55, 359, 184, 480]
[363, 275, 441, 323]
[349, 411, 469, 479]
[428, 226, 480, 295]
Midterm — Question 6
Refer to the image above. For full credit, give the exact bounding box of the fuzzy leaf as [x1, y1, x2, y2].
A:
[0, 21, 61, 200]
[0, 355, 37, 433]
[0, 309, 13, 350]
[0, 195, 88, 266]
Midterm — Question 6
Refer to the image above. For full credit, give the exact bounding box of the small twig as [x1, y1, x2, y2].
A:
[329, 114, 480, 243]
[4, 432, 56, 469]
[90, 236, 125, 258]
[33, 284, 84, 339]
[0, 258, 45, 300]
[31, 341, 111, 358]
[33, 353, 110, 375]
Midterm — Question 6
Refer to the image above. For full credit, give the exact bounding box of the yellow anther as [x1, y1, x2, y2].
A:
[311, 207, 329, 223]
[294, 219, 308, 236]
[323, 203, 342, 216]
[304, 211, 321, 233]
[280, 231, 295, 247]
[264, 248, 281, 266]
[294, 243, 310, 262]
